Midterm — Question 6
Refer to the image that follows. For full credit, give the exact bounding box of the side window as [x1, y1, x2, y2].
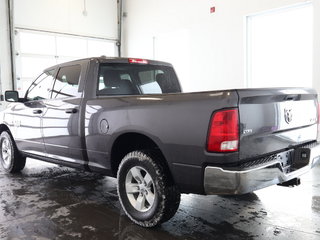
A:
[26, 70, 55, 101]
[52, 65, 81, 99]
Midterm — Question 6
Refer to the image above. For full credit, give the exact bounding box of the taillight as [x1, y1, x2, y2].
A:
[207, 108, 239, 152]
[128, 58, 148, 64]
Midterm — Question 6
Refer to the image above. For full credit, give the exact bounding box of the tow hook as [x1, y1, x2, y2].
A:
[277, 178, 301, 187]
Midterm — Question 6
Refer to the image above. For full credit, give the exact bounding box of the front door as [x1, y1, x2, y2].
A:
[12, 71, 55, 155]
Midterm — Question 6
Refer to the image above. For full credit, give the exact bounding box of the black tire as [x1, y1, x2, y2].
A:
[117, 150, 180, 227]
[0, 131, 26, 173]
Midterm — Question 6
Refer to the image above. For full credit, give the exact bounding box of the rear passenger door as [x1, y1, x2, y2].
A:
[41, 64, 86, 166]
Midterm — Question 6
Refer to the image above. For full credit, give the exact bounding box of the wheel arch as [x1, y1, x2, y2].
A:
[110, 132, 173, 181]
[0, 124, 19, 150]
[0, 124, 11, 135]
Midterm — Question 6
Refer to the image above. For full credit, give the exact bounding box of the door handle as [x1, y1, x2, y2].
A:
[33, 109, 43, 114]
[65, 108, 78, 114]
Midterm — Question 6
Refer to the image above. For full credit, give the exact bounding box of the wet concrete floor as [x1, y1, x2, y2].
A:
[0, 158, 320, 240]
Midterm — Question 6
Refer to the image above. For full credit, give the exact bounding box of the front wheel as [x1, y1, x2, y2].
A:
[0, 131, 26, 173]
[117, 150, 180, 227]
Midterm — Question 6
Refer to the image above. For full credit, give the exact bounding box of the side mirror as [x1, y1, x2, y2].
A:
[5, 91, 19, 102]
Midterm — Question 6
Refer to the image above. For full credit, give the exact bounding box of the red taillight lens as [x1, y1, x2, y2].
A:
[207, 109, 239, 152]
[128, 58, 148, 64]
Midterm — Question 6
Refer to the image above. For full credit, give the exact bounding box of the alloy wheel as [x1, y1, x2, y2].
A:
[1, 138, 12, 169]
[125, 166, 155, 212]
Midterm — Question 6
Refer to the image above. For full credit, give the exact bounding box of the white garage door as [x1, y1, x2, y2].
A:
[14, 29, 117, 95]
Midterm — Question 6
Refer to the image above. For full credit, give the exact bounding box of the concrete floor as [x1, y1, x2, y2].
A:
[0, 159, 320, 240]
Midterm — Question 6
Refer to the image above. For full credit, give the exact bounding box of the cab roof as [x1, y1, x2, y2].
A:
[43, 57, 173, 72]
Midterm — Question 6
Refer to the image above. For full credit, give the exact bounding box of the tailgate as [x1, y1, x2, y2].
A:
[237, 88, 318, 160]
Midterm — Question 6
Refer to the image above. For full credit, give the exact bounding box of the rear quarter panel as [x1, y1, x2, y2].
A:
[84, 90, 239, 193]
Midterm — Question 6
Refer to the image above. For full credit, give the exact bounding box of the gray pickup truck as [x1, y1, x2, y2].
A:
[1, 57, 320, 227]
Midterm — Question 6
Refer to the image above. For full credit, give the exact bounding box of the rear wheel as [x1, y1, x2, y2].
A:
[117, 150, 180, 227]
[0, 131, 26, 173]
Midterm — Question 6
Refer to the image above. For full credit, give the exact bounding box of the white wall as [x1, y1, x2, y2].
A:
[123, 0, 320, 94]
[14, 0, 118, 39]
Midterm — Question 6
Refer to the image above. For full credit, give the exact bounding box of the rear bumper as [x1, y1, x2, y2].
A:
[204, 143, 320, 195]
